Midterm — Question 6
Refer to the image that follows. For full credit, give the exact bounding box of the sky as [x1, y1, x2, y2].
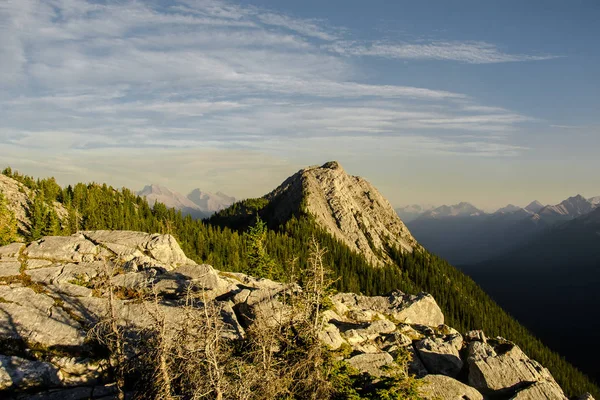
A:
[1, 0, 599, 211]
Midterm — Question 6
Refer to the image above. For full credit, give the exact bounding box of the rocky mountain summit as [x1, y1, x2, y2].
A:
[0, 231, 590, 399]
[265, 161, 418, 265]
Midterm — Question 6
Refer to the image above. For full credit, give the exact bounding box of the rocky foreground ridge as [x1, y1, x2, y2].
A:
[0, 231, 593, 399]
[266, 161, 418, 266]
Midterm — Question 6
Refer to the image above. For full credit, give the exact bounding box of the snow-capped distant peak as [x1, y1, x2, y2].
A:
[494, 204, 523, 214]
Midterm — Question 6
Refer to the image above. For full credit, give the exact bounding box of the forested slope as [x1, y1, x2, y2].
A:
[1, 168, 598, 397]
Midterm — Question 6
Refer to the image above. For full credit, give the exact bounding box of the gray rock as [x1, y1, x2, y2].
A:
[415, 333, 463, 377]
[418, 374, 484, 400]
[0, 286, 87, 348]
[332, 291, 443, 327]
[0, 261, 20, 277]
[467, 340, 565, 397]
[0, 354, 61, 390]
[81, 231, 194, 269]
[24, 235, 99, 263]
[0, 243, 24, 261]
[465, 330, 487, 343]
[320, 323, 346, 350]
[50, 356, 107, 386]
[346, 352, 394, 377]
[510, 381, 568, 400]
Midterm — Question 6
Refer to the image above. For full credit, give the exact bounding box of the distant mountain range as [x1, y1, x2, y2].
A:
[462, 207, 600, 379]
[138, 184, 235, 219]
[399, 194, 599, 265]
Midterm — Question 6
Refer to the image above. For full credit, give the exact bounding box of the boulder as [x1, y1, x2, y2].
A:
[0, 355, 61, 391]
[320, 323, 346, 350]
[467, 340, 565, 397]
[332, 291, 443, 327]
[346, 352, 394, 377]
[415, 333, 463, 377]
[81, 231, 194, 269]
[24, 235, 99, 263]
[418, 374, 484, 400]
[510, 381, 568, 400]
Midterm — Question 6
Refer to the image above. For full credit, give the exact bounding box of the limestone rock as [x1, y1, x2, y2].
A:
[467, 340, 565, 397]
[332, 291, 443, 327]
[510, 381, 568, 400]
[0, 355, 61, 391]
[0, 243, 24, 261]
[320, 323, 346, 350]
[465, 330, 487, 343]
[263, 161, 418, 266]
[0, 261, 20, 277]
[0, 285, 87, 348]
[347, 352, 394, 377]
[24, 235, 99, 263]
[81, 231, 194, 269]
[418, 374, 483, 400]
[415, 333, 463, 377]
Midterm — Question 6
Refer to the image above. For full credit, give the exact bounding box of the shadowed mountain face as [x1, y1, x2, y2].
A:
[461, 208, 600, 382]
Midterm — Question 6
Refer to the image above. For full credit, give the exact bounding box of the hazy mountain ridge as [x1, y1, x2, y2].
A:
[137, 184, 235, 219]
[404, 194, 599, 265]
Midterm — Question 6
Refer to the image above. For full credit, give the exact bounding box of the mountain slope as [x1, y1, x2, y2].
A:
[2, 165, 598, 397]
[262, 161, 417, 265]
[187, 189, 235, 213]
[463, 208, 600, 382]
[537, 194, 596, 223]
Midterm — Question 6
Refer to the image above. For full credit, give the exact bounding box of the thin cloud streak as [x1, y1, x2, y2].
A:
[0, 0, 550, 163]
[326, 41, 559, 64]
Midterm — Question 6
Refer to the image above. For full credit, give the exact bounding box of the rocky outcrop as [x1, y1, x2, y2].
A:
[0, 174, 68, 235]
[467, 339, 566, 398]
[0, 231, 583, 399]
[265, 161, 418, 265]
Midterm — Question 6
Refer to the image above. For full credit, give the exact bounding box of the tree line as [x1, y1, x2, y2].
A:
[1, 167, 598, 397]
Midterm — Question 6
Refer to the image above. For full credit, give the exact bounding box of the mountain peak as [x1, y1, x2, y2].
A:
[421, 202, 484, 218]
[187, 189, 235, 213]
[525, 200, 544, 214]
[265, 162, 418, 265]
[495, 204, 523, 214]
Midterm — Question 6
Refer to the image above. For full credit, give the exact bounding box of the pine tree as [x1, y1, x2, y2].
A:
[245, 216, 276, 279]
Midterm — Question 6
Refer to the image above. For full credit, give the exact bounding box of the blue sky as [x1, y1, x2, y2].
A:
[1, 0, 598, 210]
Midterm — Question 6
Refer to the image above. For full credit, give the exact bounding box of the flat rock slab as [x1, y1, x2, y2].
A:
[0, 243, 24, 261]
[0, 286, 87, 348]
[347, 352, 394, 377]
[418, 374, 483, 400]
[0, 261, 21, 277]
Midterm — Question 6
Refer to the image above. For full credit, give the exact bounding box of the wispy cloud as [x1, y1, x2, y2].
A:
[326, 40, 559, 64]
[0, 0, 547, 179]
